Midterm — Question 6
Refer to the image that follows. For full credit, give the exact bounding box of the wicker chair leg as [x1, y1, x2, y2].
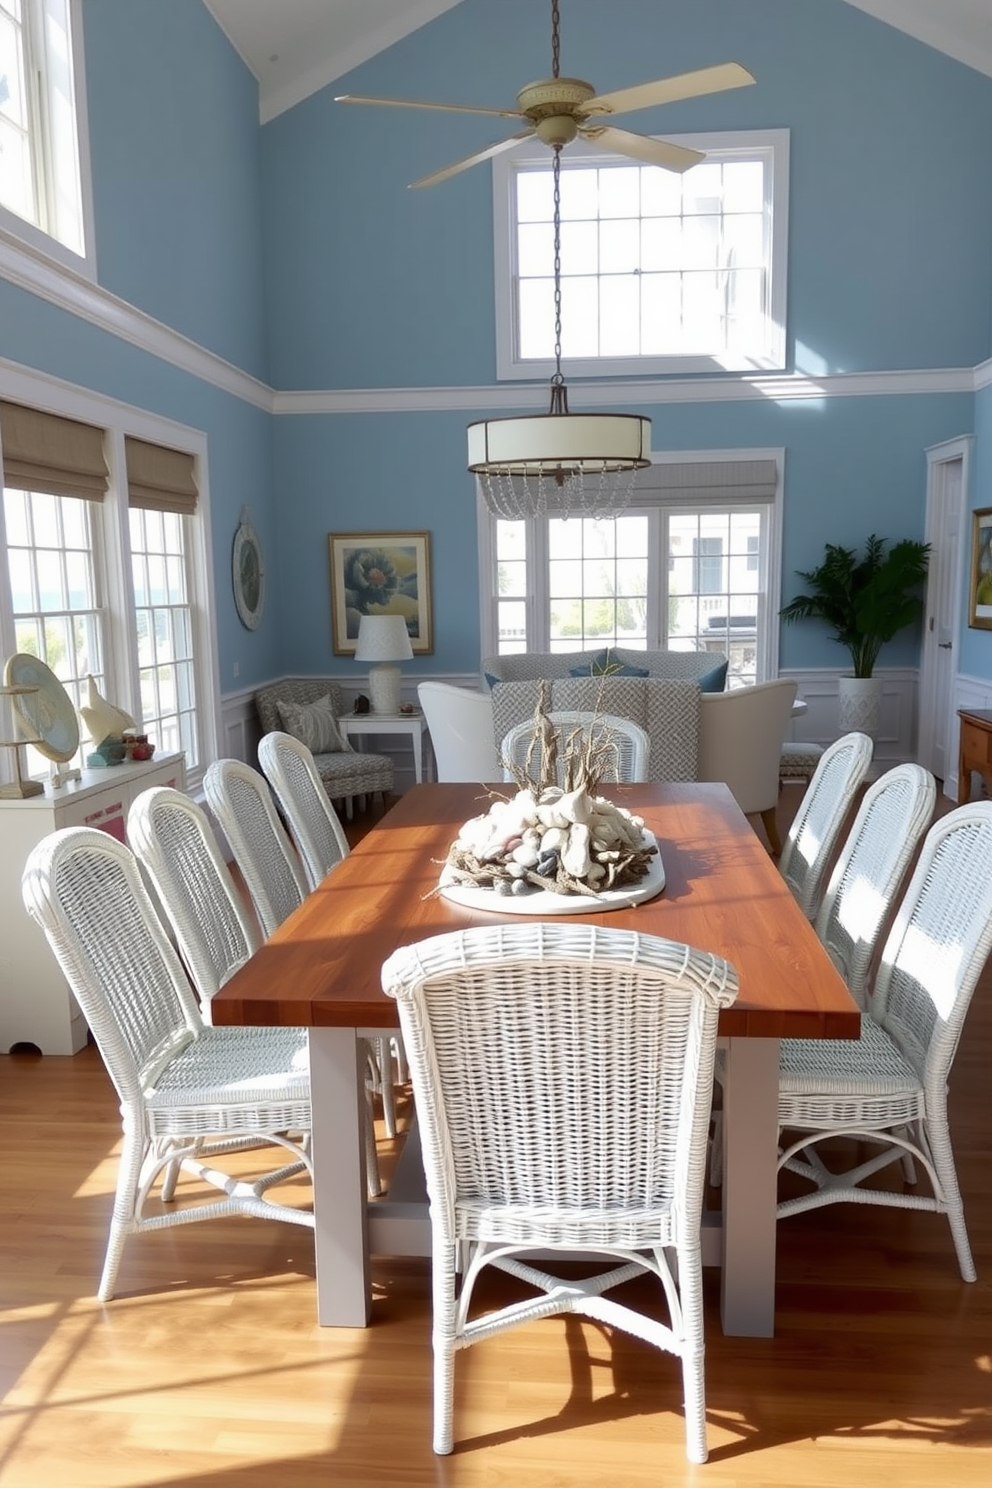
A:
[432, 1251, 457, 1455]
[679, 1254, 709, 1465]
[99, 1125, 145, 1302]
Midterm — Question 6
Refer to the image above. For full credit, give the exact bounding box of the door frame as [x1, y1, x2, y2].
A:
[919, 435, 971, 787]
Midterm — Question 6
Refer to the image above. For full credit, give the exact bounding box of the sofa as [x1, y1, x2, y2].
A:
[483, 646, 728, 692]
[254, 680, 393, 817]
[489, 676, 701, 783]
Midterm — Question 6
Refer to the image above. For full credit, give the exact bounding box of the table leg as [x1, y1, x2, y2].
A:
[411, 724, 423, 785]
[308, 1027, 372, 1326]
[720, 1034, 780, 1337]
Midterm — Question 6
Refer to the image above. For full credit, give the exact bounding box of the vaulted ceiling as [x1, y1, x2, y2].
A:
[202, 0, 992, 123]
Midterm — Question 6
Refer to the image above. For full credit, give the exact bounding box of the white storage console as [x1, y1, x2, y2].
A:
[0, 753, 186, 1054]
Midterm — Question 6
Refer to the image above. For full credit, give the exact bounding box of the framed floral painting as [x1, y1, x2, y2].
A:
[329, 531, 433, 654]
[969, 508, 992, 630]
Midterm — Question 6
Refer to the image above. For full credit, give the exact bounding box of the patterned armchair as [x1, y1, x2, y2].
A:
[254, 680, 393, 818]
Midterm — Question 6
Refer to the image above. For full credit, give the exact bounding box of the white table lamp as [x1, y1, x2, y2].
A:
[354, 614, 413, 716]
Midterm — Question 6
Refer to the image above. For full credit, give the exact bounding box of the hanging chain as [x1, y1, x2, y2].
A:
[551, 0, 560, 79]
[551, 145, 564, 395]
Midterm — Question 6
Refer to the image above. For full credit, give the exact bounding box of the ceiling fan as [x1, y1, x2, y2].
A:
[335, 0, 756, 188]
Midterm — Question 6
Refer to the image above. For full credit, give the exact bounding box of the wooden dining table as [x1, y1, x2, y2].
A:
[211, 781, 860, 1337]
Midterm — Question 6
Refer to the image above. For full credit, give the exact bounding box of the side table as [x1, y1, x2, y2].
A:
[957, 708, 992, 804]
[339, 711, 430, 785]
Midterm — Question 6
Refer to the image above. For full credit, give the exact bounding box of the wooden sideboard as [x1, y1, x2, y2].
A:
[958, 708, 992, 806]
[0, 753, 186, 1054]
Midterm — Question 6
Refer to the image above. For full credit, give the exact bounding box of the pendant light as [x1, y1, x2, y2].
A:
[467, 2, 651, 520]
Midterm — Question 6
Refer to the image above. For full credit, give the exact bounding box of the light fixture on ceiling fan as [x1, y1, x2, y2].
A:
[337, 1, 756, 520]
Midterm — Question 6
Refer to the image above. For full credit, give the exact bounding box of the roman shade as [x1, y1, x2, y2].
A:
[125, 436, 198, 515]
[628, 458, 779, 508]
[0, 400, 109, 500]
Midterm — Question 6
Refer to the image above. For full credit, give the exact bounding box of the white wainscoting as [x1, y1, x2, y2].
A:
[779, 667, 919, 776]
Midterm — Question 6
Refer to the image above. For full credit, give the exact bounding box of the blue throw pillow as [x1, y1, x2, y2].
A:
[570, 648, 649, 678]
[484, 672, 501, 690]
[697, 659, 729, 693]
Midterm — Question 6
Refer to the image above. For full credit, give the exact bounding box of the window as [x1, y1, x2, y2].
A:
[1, 390, 216, 789]
[481, 454, 783, 688]
[494, 130, 788, 379]
[4, 484, 103, 772]
[129, 507, 198, 764]
[0, 0, 91, 265]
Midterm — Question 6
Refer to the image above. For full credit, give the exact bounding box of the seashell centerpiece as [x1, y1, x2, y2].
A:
[439, 686, 660, 908]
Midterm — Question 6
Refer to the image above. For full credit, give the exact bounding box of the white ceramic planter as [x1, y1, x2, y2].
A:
[837, 675, 882, 738]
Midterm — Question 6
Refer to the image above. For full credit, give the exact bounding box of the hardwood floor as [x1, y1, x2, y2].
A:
[1, 783, 990, 1486]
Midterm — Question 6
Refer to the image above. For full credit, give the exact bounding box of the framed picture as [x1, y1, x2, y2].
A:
[969, 507, 992, 630]
[329, 531, 433, 655]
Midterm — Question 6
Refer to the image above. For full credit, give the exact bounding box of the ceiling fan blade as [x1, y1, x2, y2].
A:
[579, 62, 756, 119]
[580, 126, 705, 174]
[409, 131, 535, 190]
[335, 93, 522, 120]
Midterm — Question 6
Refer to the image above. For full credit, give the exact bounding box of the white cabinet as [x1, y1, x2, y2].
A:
[0, 753, 186, 1054]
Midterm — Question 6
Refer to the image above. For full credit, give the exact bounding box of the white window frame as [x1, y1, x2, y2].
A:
[493, 129, 789, 380]
[0, 0, 96, 277]
[0, 364, 221, 792]
[477, 448, 785, 683]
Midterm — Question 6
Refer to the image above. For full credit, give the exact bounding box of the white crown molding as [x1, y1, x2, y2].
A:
[0, 229, 272, 411]
[0, 228, 982, 417]
[273, 365, 976, 416]
[974, 356, 992, 391]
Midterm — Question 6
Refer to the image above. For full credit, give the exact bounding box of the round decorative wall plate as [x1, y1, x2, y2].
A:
[3, 653, 80, 763]
[232, 509, 265, 630]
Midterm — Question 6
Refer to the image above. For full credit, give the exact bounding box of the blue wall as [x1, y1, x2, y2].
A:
[2, 0, 991, 692]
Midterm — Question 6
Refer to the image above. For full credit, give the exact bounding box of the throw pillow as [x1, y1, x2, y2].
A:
[570, 649, 649, 678]
[277, 694, 346, 754]
[697, 659, 730, 693]
[484, 671, 501, 690]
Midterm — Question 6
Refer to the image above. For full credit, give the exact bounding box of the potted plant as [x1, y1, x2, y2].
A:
[780, 534, 930, 736]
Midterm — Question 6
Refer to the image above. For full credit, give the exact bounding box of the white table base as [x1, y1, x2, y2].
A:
[307, 1025, 782, 1337]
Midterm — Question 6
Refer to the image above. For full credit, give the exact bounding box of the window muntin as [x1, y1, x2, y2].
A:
[0, 0, 90, 265]
[495, 130, 788, 379]
[129, 506, 199, 769]
[3, 483, 104, 771]
[487, 499, 775, 690]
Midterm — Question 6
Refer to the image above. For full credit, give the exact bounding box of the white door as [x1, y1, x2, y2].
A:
[919, 441, 968, 784]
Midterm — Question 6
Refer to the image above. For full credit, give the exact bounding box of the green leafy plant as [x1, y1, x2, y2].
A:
[780, 534, 930, 678]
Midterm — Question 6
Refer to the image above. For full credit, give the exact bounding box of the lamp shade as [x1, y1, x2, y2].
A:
[354, 614, 414, 663]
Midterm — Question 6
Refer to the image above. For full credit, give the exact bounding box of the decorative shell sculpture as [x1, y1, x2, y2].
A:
[442, 685, 656, 900]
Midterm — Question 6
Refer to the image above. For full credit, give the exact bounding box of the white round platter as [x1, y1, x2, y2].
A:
[439, 830, 665, 916]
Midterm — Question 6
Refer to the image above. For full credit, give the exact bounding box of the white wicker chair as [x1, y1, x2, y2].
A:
[381, 922, 739, 1464]
[813, 763, 936, 1008]
[257, 731, 349, 893]
[203, 758, 308, 939]
[128, 784, 385, 1188]
[709, 762, 936, 1190]
[777, 731, 874, 920]
[776, 801, 992, 1280]
[127, 786, 260, 1012]
[500, 710, 650, 785]
[21, 826, 314, 1301]
[256, 731, 401, 1135]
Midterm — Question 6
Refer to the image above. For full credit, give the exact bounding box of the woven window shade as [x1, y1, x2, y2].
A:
[0, 401, 109, 499]
[629, 458, 778, 508]
[125, 436, 198, 514]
